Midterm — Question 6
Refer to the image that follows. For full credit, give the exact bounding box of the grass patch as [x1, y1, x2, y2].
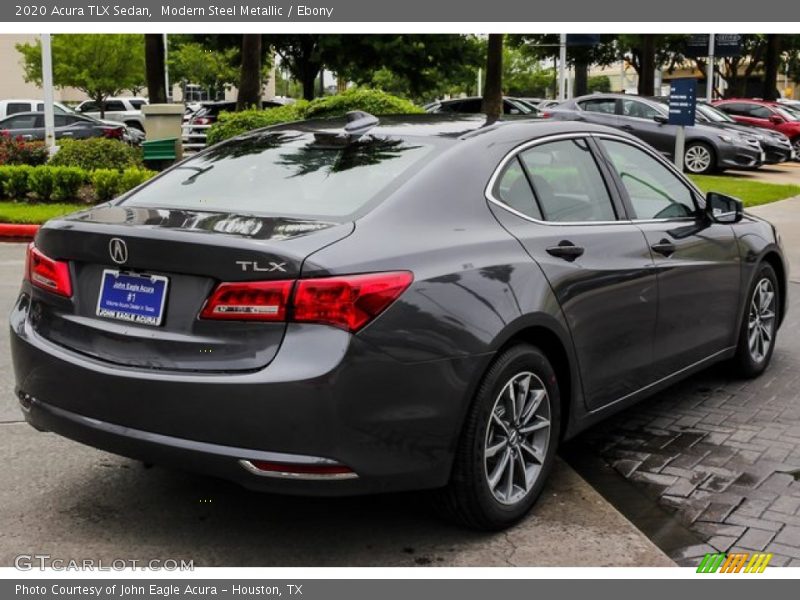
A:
[0, 201, 87, 224]
[689, 175, 800, 207]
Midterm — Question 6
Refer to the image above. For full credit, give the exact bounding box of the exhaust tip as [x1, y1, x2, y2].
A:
[239, 459, 357, 481]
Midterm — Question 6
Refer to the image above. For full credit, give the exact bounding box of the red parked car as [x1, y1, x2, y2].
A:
[713, 98, 800, 159]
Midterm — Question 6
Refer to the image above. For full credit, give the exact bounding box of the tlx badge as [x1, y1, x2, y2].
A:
[236, 260, 288, 273]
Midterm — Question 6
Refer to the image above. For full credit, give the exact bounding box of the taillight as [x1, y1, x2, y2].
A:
[26, 243, 72, 297]
[540, 111, 553, 119]
[293, 272, 412, 332]
[200, 271, 413, 333]
[102, 127, 124, 139]
[199, 280, 293, 321]
[193, 116, 212, 125]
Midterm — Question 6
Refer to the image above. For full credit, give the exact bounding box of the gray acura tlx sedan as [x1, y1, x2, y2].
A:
[10, 113, 787, 530]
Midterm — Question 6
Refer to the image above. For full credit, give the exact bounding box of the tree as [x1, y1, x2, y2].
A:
[145, 34, 167, 103]
[237, 34, 263, 110]
[482, 34, 504, 120]
[269, 35, 323, 101]
[168, 42, 239, 100]
[16, 34, 145, 118]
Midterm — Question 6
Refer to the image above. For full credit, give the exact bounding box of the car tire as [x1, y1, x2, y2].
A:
[683, 142, 716, 174]
[792, 137, 800, 161]
[436, 344, 560, 530]
[731, 262, 780, 378]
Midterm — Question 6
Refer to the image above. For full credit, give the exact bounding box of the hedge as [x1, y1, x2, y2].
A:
[0, 164, 155, 204]
[48, 138, 144, 171]
[206, 89, 424, 145]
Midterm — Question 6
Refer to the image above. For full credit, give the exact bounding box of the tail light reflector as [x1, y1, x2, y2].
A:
[200, 280, 293, 321]
[201, 271, 413, 333]
[245, 460, 355, 477]
[293, 272, 413, 332]
[26, 243, 72, 297]
[102, 127, 124, 139]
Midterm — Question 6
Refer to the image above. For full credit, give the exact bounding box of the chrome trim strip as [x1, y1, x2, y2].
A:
[239, 459, 359, 481]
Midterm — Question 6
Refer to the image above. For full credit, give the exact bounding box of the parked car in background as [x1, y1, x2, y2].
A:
[424, 96, 537, 116]
[0, 99, 72, 120]
[713, 98, 800, 158]
[75, 97, 148, 131]
[546, 93, 763, 174]
[537, 99, 562, 110]
[694, 101, 794, 164]
[182, 100, 284, 153]
[0, 111, 125, 142]
[11, 114, 786, 530]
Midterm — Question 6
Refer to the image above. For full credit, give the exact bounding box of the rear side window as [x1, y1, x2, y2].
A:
[122, 132, 436, 220]
[493, 158, 542, 220]
[519, 138, 616, 223]
[6, 102, 31, 115]
[579, 98, 617, 114]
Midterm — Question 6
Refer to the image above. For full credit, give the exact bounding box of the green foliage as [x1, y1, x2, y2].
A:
[1, 165, 32, 199]
[502, 45, 556, 97]
[169, 41, 240, 98]
[52, 167, 87, 202]
[28, 166, 56, 202]
[49, 138, 143, 171]
[90, 169, 123, 202]
[207, 89, 422, 144]
[119, 168, 157, 194]
[0, 132, 49, 166]
[15, 34, 145, 111]
[588, 75, 612, 93]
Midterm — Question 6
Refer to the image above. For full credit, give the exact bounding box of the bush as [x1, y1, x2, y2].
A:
[206, 89, 424, 144]
[0, 132, 48, 166]
[2, 165, 32, 199]
[28, 166, 56, 202]
[52, 167, 87, 202]
[90, 169, 122, 202]
[49, 138, 143, 171]
[119, 167, 157, 195]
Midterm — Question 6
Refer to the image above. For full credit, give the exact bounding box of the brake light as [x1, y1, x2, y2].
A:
[193, 116, 213, 125]
[200, 271, 413, 332]
[540, 111, 553, 119]
[26, 243, 72, 297]
[293, 272, 412, 332]
[102, 127, 124, 139]
[200, 280, 293, 321]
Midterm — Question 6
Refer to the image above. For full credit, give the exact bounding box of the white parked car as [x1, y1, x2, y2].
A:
[0, 99, 72, 120]
[75, 97, 148, 131]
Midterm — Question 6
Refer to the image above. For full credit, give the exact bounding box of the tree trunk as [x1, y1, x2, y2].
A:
[144, 34, 167, 104]
[762, 34, 781, 101]
[574, 59, 589, 96]
[301, 66, 317, 101]
[237, 34, 262, 111]
[637, 35, 656, 96]
[482, 34, 504, 121]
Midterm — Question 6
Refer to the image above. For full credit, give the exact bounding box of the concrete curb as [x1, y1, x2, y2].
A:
[0, 223, 38, 240]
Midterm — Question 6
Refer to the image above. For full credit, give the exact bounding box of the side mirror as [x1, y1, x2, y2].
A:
[706, 192, 743, 224]
[769, 114, 785, 125]
[653, 114, 669, 124]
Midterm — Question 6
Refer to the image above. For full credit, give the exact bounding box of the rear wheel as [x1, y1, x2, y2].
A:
[437, 344, 560, 530]
[732, 263, 779, 378]
[684, 142, 716, 174]
[792, 137, 800, 160]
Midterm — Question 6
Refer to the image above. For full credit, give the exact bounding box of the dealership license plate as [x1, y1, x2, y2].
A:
[96, 270, 169, 326]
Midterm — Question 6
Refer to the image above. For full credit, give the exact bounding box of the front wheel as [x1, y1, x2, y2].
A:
[732, 263, 780, 378]
[684, 142, 716, 174]
[437, 344, 560, 530]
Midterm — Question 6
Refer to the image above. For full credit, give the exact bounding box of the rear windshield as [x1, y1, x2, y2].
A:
[122, 131, 435, 219]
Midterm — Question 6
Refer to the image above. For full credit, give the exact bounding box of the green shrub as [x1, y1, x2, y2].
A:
[0, 166, 10, 195]
[119, 167, 157, 195]
[49, 138, 143, 171]
[0, 132, 49, 166]
[90, 169, 122, 202]
[28, 166, 56, 202]
[2, 165, 32, 199]
[52, 167, 87, 202]
[206, 89, 424, 144]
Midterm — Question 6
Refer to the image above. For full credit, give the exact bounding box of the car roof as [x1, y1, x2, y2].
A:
[715, 98, 778, 106]
[248, 113, 633, 143]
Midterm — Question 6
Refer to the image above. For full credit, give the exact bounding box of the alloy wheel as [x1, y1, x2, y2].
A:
[793, 138, 800, 159]
[748, 277, 777, 363]
[484, 371, 551, 506]
[684, 145, 712, 173]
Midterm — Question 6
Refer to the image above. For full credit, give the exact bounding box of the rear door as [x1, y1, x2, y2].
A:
[619, 98, 674, 155]
[487, 134, 658, 409]
[595, 135, 741, 379]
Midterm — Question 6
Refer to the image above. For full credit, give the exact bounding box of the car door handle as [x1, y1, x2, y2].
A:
[546, 241, 584, 262]
[651, 239, 676, 257]
[620, 124, 635, 131]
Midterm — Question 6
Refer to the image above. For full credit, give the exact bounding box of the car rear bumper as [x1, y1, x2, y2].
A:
[10, 292, 485, 496]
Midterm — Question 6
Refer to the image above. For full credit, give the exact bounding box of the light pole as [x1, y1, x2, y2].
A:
[705, 33, 715, 101]
[41, 34, 56, 155]
[558, 34, 567, 101]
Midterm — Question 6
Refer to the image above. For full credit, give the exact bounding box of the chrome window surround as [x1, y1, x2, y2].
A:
[484, 131, 705, 227]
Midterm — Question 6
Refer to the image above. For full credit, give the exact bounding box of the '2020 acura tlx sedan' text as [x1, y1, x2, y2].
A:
[10, 113, 787, 530]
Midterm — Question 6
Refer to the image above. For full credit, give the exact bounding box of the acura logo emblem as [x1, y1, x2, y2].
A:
[109, 238, 128, 264]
